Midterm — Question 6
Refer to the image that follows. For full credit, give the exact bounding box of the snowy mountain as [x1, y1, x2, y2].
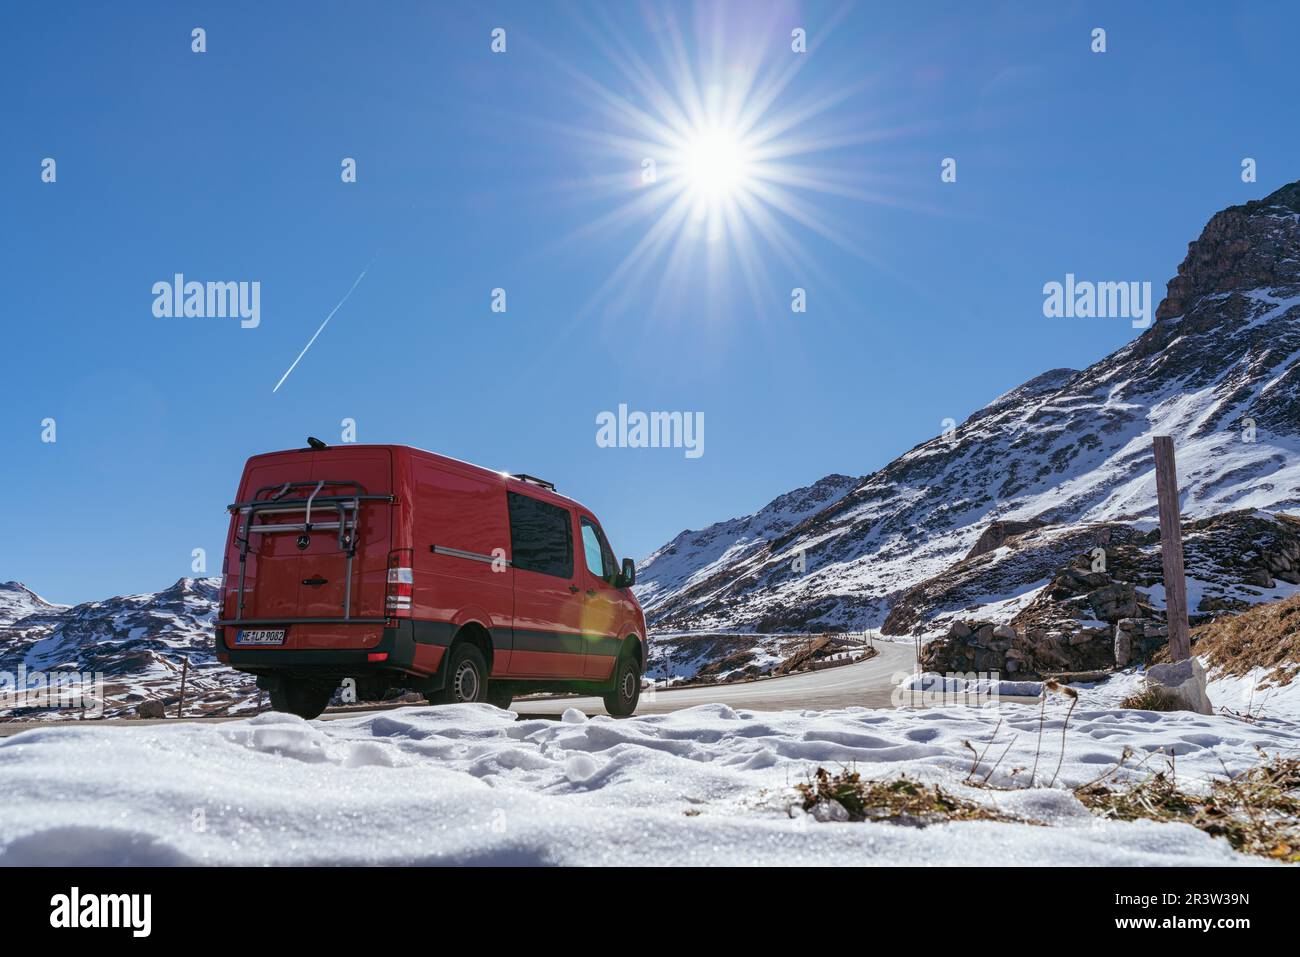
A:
[635, 473, 860, 617]
[887, 510, 1300, 638]
[0, 581, 64, 627]
[637, 180, 1300, 633]
[0, 577, 256, 719]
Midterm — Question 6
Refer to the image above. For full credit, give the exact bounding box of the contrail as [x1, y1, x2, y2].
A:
[272, 253, 378, 393]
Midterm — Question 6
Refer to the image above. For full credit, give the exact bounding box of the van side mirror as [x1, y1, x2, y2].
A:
[618, 557, 636, 588]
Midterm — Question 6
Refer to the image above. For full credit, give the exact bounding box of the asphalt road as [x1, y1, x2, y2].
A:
[511, 640, 919, 717]
[0, 642, 923, 735]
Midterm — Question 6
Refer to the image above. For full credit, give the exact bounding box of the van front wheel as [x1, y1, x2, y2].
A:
[603, 654, 641, 718]
[427, 643, 488, 705]
[269, 678, 336, 720]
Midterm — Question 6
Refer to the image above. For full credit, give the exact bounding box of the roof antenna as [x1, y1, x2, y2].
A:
[307, 436, 328, 450]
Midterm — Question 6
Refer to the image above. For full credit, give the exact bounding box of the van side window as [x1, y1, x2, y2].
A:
[580, 521, 605, 579]
[507, 492, 573, 578]
[580, 517, 616, 582]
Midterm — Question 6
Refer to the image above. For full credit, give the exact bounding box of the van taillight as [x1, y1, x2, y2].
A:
[386, 549, 414, 617]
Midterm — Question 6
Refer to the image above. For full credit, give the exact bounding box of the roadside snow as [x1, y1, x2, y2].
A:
[1084, 659, 1300, 725]
[902, 672, 1044, 699]
[1, 698, 1294, 866]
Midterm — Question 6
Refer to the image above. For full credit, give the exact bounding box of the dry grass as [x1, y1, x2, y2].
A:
[791, 752, 1300, 863]
[1120, 685, 1186, 711]
[1186, 593, 1300, 688]
[1076, 753, 1300, 862]
[794, 766, 1033, 827]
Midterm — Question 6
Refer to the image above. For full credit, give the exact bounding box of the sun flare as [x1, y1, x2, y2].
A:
[680, 127, 753, 205]
[554, 10, 892, 316]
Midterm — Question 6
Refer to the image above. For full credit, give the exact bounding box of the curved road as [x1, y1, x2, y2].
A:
[512, 641, 917, 717]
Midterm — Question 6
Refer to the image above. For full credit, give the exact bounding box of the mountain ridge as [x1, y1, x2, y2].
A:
[635, 179, 1300, 633]
[0, 576, 256, 719]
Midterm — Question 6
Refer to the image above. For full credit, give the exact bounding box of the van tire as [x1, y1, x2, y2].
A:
[270, 678, 335, 720]
[603, 654, 641, 718]
[486, 686, 513, 710]
[427, 643, 488, 705]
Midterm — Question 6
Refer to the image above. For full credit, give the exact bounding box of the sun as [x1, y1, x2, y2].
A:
[680, 127, 753, 205]
[548, 9, 895, 317]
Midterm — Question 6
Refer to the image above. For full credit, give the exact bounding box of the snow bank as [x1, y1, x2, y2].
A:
[1, 697, 1295, 866]
[1084, 659, 1300, 726]
[902, 672, 1044, 699]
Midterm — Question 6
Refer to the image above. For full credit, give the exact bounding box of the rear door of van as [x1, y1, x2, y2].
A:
[226, 447, 393, 636]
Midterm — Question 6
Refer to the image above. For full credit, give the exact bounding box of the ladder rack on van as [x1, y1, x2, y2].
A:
[223, 480, 394, 625]
[510, 473, 556, 491]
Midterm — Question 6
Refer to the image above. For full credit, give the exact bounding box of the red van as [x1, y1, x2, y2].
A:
[214, 442, 647, 719]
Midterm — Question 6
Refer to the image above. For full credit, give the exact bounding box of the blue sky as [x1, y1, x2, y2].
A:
[3, 1, 1298, 605]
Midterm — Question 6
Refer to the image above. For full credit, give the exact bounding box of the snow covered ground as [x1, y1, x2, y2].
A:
[1085, 658, 1300, 725]
[1, 693, 1294, 866]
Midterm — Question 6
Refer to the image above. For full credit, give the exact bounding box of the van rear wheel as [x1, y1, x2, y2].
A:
[269, 678, 336, 720]
[603, 654, 641, 718]
[427, 643, 488, 705]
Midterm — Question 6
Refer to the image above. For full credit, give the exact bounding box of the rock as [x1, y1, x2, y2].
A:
[949, 621, 972, 640]
[1005, 658, 1020, 673]
[963, 519, 1049, 560]
[1068, 631, 1096, 646]
[1087, 583, 1139, 622]
[136, 700, 166, 719]
[1243, 567, 1274, 588]
[992, 624, 1017, 640]
[1114, 629, 1132, 668]
[1051, 567, 1110, 597]
[810, 799, 850, 823]
[1142, 658, 1213, 715]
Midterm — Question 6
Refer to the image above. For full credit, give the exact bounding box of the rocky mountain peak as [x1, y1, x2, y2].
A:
[639, 179, 1300, 633]
[1156, 178, 1300, 322]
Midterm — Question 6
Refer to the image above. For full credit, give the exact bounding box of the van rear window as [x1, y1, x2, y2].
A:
[507, 492, 573, 579]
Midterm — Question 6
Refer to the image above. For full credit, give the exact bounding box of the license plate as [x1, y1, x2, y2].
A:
[236, 629, 286, 646]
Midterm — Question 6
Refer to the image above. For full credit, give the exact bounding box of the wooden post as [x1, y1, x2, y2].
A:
[176, 657, 189, 718]
[1152, 436, 1192, 661]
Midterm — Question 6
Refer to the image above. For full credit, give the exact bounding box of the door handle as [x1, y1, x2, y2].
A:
[302, 577, 328, 587]
[568, 584, 580, 593]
